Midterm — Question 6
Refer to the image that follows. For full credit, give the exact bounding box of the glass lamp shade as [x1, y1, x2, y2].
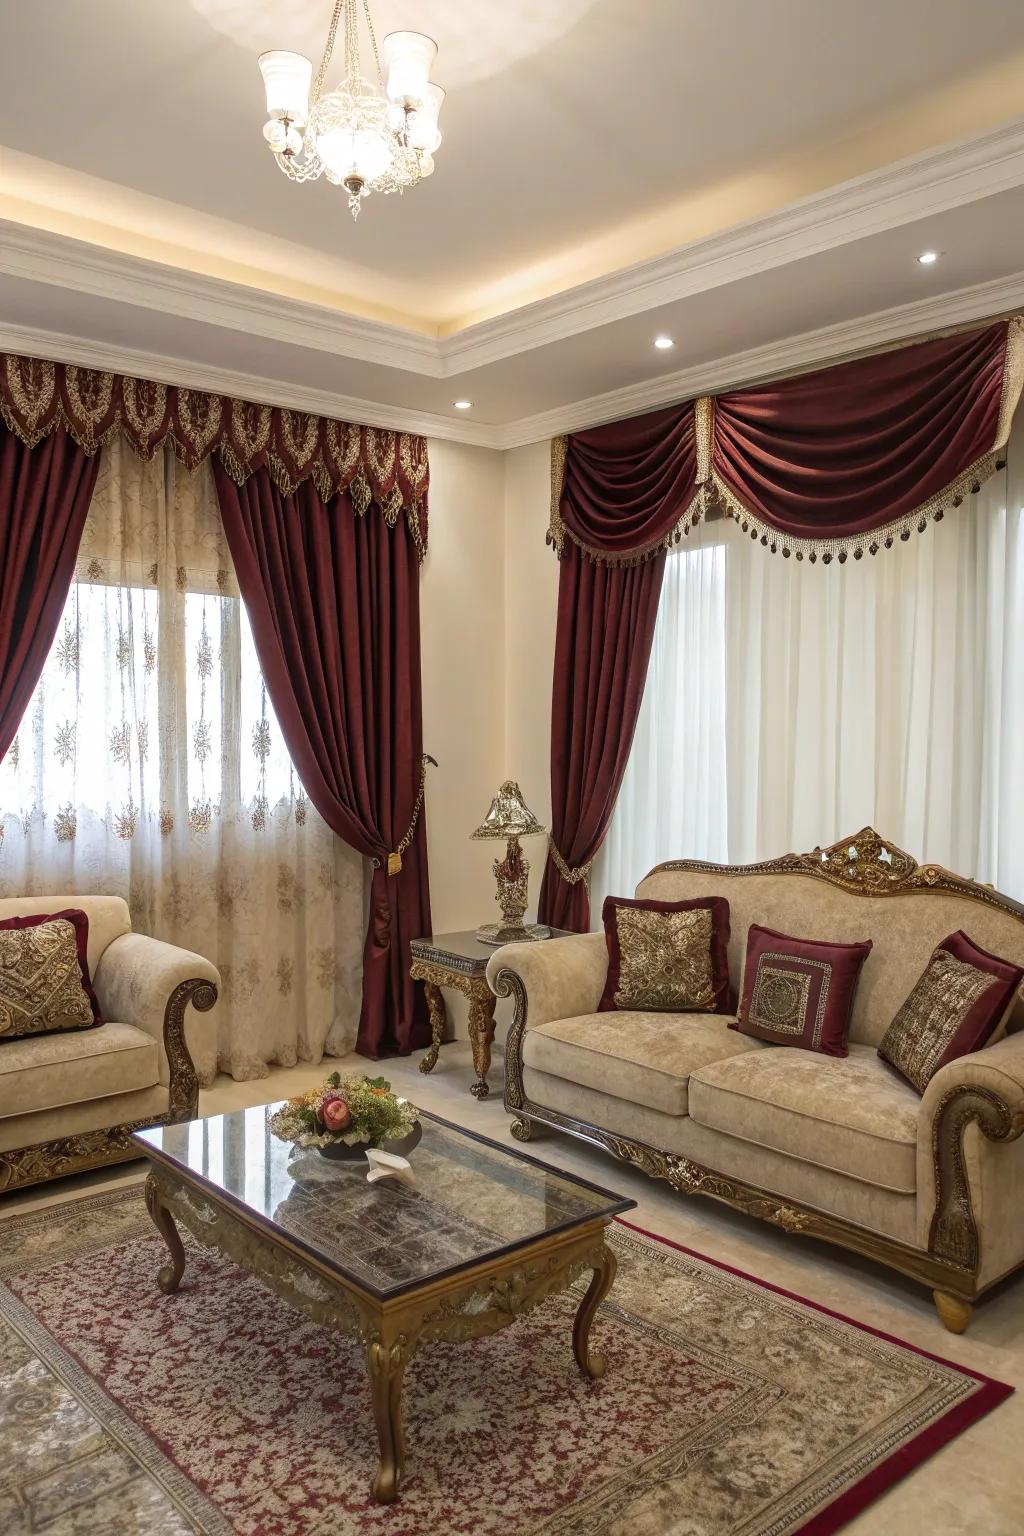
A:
[258, 50, 312, 127]
[312, 81, 392, 185]
[471, 781, 547, 841]
[381, 31, 437, 107]
[407, 83, 445, 153]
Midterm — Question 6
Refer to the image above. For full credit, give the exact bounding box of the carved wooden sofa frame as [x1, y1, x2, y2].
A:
[0, 976, 217, 1195]
[493, 830, 1024, 1334]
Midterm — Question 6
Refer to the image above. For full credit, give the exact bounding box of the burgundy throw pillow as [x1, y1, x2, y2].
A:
[731, 924, 872, 1057]
[598, 895, 732, 1014]
[0, 909, 103, 1041]
[878, 930, 1023, 1094]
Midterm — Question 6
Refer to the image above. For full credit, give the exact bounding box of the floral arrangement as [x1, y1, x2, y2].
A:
[269, 1072, 417, 1151]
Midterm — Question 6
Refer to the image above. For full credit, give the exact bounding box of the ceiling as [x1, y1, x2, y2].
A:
[1, 0, 1024, 443]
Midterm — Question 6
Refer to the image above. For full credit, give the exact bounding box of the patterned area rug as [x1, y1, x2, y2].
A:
[0, 1190, 1010, 1536]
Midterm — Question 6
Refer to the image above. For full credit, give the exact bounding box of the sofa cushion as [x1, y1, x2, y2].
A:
[0, 1022, 160, 1118]
[522, 1011, 761, 1117]
[598, 895, 732, 1014]
[688, 1042, 920, 1193]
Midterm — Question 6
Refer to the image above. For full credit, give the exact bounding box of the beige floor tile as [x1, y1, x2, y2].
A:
[3, 1041, 1023, 1531]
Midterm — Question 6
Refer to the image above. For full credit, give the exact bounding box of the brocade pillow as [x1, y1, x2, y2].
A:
[730, 924, 872, 1057]
[878, 930, 1023, 1094]
[0, 910, 102, 1042]
[598, 895, 732, 1014]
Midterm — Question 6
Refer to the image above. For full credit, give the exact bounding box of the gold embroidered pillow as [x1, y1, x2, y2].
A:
[0, 910, 102, 1041]
[598, 896, 732, 1014]
[878, 931, 1023, 1094]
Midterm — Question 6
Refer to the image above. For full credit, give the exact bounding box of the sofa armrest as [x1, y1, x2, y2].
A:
[917, 1034, 1024, 1284]
[486, 932, 608, 1031]
[93, 932, 219, 1117]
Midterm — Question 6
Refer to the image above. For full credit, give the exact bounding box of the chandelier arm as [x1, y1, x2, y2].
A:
[312, 0, 346, 105]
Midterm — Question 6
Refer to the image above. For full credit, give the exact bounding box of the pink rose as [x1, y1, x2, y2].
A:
[320, 1094, 351, 1133]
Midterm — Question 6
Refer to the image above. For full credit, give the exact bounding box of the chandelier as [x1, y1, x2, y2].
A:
[258, 1, 444, 219]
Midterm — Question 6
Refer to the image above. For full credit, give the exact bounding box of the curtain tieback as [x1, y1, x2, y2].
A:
[384, 753, 438, 875]
[549, 839, 592, 886]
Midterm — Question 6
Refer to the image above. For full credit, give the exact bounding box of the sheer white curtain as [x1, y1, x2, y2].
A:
[0, 438, 364, 1083]
[595, 414, 1024, 913]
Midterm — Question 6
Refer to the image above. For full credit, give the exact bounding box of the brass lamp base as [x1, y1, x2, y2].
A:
[476, 921, 551, 946]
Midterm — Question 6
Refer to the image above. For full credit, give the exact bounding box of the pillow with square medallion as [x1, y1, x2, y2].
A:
[878, 930, 1023, 1094]
[598, 895, 732, 1014]
[0, 910, 102, 1042]
[730, 924, 872, 1057]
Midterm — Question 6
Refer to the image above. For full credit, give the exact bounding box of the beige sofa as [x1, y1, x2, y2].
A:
[0, 895, 219, 1193]
[488, 830, 1024, 1333]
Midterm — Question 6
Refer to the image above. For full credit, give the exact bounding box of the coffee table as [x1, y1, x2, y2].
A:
[133, 1106, 635, 1503]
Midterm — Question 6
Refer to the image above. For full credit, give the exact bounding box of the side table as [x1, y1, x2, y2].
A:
[410, 930, 568, 1099]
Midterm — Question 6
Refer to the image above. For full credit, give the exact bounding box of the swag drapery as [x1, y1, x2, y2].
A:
[0, 352, 432, 1059]
[541, 316, 1024, 930]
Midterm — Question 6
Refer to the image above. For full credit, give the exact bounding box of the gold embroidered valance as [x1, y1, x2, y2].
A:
[0, 353, 430, 558]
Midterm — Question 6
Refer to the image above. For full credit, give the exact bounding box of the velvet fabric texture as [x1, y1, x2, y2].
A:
[0, 909, 102, 1039]
[555, 402, 700, 562]
[712, 322, 1015, 549]
[213, 464, 431, 1059]
[0, 423, 99, 763]
[732, 924, 873, 1057]
[879, 930, 1024, 1094]
[598, 895, 732, 1014]
[538, 544, 665, 932]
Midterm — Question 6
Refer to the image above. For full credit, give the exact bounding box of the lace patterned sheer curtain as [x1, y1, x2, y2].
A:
[594, 414, 1024, 912]
[0, 438, 363, 1083]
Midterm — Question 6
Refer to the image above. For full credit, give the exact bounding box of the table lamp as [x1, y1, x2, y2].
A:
[470, 781, 551, 944]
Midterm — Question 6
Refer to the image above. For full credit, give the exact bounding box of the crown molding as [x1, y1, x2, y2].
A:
[0, 221, 443, 376]
[443, 116, 1024, 373]
[492, 269, 1024, 448]
[3, 116, 1024, 383]
[0, 318, 499, 446]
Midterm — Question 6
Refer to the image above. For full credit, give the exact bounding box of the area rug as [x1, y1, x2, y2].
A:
[0, 1191, 1010, 1536]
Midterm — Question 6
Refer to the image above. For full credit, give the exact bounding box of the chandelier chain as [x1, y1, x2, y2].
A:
[312, 0, 346, 106]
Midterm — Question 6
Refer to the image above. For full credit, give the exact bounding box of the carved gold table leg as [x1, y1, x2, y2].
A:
[572, 1244, 616, 1380]
[418, 981, 447, 1074]
[144, 1171, 186, 1295]
[366, 1335, 408, 1503]
[467, 987, 497, 1099]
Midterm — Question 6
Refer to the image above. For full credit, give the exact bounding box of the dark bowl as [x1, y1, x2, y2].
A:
[317, 1120, 423, 1161]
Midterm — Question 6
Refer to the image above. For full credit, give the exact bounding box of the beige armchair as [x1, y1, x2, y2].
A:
[0, 895, 219, 1194]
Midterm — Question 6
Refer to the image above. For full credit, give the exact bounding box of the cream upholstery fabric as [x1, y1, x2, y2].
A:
[486, 933, 608, 1031]
[0, 895, 131, 978]
[0, 1084, 168, 1156]
[0, 1022, 159, 1118]
[916, 1031, 1024, 1285]
[95, 933, 219, 1085]
[689, 1043, 920, 1193]
[636, 868, 1024, 1046]
[521, 1066, 917, 1244]
[523, 1012, 759, 1116]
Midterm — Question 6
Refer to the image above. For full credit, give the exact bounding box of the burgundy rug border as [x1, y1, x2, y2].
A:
[615, 1215, 1014, 1536]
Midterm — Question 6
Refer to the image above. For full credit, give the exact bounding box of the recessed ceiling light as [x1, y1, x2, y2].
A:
[653, 335, 675, 350]
[453, 399, 472, 409]
[917, 250, 940, 265]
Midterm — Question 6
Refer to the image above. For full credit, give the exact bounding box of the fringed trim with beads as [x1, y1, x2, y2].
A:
[710, 449, 1006, 564]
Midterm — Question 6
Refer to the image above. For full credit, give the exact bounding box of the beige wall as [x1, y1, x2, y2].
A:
[419, 435, 554, 1046]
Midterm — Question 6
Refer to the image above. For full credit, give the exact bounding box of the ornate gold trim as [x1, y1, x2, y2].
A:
[409, 958, 496, 1098]
[0, 975, 217, 1195]
[548, 838, 593, 887]
[929, 1084, 1024, 1269]
[995, 315, 1024, 450]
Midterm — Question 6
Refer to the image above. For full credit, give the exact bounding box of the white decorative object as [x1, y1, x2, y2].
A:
[365, 1148, 415, 1184]
[258, 1, 444, 219]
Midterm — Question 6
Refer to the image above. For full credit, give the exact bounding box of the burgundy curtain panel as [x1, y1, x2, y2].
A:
[0, 423, 99, 763]
[213, 464, 431, 1058]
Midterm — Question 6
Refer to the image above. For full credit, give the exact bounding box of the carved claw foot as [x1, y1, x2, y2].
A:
[144, 1172, 186, 1295]
[418, 981, 446, 1074]
[933, 1289, 973, 1334]
[510, 1116, 534, 1143]
[470, 1078, 490, 1100]
[367, 1337, 407, 1504]
[573, 1245, 616, 1380]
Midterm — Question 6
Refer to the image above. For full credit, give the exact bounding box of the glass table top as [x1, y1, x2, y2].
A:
[136, 1106, 634, 1299]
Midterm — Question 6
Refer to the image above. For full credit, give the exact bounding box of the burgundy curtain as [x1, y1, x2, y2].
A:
[538, 544, 666, 932]
[213, 464, 431, 1058]
[712, 321, 1019, 557]
[0, 423, 99, 763]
